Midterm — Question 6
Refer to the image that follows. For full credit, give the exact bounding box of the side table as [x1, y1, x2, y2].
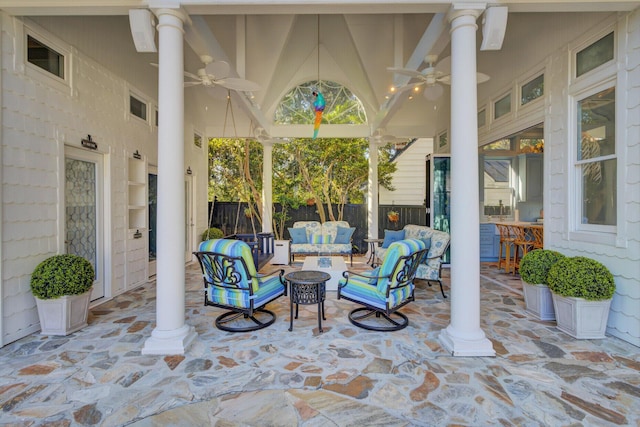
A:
[284, 270, 330, 333]
[363, 238, 384, 267]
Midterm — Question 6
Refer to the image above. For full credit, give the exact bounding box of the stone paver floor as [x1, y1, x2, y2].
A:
[0, 257, 638, 426]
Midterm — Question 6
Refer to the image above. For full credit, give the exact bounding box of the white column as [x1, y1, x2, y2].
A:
[368, 138, 379, 239]
[438, 7, 495, 357]
[261, 140, 273, 233]
[143, 8, 196, 355]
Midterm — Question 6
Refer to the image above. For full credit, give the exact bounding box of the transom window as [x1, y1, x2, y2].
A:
[130, 95, 147, 121]
[274, 80, 366, 125]
[494, 93, 511, 119]
[521, 74, 544, 105]
[576, 32, 614, 78]
[27, 35, 64, 79]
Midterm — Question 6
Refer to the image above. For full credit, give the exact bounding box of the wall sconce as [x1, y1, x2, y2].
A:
[133, 150, 142, 159]
[186, 166, 192, 175]
[81, 135, 97, 150]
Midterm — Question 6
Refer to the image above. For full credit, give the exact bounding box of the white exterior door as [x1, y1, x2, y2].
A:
[64, 147, 105, 301]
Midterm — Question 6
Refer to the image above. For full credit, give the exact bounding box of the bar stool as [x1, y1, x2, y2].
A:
[496, 224, 515, 273]
[530, 226, 543, 250]
[512, 225, 535, 274]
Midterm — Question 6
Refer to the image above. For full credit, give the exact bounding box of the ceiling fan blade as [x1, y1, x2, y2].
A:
[216, 77, 261, 92]
[436, 71, 490, 85]
[204, 60, 231, 79]
[387, 67, 425, 79]
[184, 71, 201, 81]
[184, 81, 202, 87]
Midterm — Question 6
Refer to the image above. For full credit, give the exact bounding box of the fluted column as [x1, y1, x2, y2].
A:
[142, 8, 196, 355]
[438, 6, 495, 357]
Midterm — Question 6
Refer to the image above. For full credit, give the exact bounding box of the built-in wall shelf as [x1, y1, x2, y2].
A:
[127, 155, 147, 230]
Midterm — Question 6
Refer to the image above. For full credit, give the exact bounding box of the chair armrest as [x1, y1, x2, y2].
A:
[256, 268, 285, 282]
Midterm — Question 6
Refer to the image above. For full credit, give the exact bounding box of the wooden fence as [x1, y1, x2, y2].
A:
[207, 202, 426, 254]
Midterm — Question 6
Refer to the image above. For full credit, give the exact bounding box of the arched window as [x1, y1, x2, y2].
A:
[274, 80, 367, 125]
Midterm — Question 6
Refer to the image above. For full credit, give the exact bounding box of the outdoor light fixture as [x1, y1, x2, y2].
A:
[133, 150, 141, 159]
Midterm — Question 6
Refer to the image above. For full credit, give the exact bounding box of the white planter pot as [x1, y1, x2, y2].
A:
[35, 290, 91, 336]
[522, 280, 555, 321]
[551, 293, 612, 339]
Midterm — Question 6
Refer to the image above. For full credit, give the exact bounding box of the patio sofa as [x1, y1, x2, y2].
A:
[289, 220, 354, 265]
[375, 224, 450, 297]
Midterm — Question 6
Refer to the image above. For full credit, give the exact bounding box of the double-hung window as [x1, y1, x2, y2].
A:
[572, 29, 617, 233]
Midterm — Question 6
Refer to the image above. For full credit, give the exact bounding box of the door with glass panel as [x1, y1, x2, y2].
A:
[148, 166, 157, 277]
[65, 147, 104, 301]
[185, 175, 194, 263]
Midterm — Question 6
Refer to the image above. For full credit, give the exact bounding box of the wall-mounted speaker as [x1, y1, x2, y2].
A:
[480, 7, 508, 51]
[129, 9, 157, 53]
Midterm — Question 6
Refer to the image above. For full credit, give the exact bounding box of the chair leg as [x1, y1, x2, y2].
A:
[215, 308, 277, 332]
[348, 307, 409, 331]
[428, 279, 447, 298]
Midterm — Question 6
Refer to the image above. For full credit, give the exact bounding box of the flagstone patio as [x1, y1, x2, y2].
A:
[0, 256, 638, 426]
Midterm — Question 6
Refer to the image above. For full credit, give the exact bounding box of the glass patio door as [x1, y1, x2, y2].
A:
[65, 147, 104, 300]
[148, 167, 157, 277]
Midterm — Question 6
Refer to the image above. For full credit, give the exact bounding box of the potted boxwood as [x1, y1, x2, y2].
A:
[201, 227, 224, 241]
[519, 249, 565, 321]
[30, 254, 94, 336]
[547, 256, 615, 339]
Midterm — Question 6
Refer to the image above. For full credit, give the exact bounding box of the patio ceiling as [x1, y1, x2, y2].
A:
[5, 1, 637, 141]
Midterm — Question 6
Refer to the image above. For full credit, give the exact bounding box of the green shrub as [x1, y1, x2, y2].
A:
[547, 256, 615, 301]
[519, 249, 565, 285]
[201, 227, 224, 242]
[30, 254, 94, 300]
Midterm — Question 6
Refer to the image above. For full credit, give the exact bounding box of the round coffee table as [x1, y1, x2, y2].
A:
[284, 270, 330, 333]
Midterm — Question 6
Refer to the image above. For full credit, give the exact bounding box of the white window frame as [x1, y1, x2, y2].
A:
[22, 22, 72, 95]
[126, 85, 151, 126]
[518, 70, 545, 109]
[569, 78, 617, 240]
[493, 91, 512, 122]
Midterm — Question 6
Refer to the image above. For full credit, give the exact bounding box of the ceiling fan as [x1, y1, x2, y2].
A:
[387, 54, 490, 100]
[183, 55, 261, 92]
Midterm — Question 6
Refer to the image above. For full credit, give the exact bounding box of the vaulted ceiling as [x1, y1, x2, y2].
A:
[5, 1, 637, 141]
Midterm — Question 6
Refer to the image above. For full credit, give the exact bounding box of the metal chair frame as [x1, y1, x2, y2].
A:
[193, 250, 286, 332]
[338, 248, 428, 331]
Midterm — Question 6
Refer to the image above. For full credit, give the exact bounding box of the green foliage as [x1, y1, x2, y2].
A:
[547, 256, 615, 301]
[30, 254, 94, 300]
[519, 249, 565, 284]
[201, 227, 224, 241]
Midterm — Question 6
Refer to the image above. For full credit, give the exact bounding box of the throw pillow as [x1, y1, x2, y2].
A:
[288, 227, 308, 244]
[310, 233, 332, 244]
[334, 226, 355, 244]
[381, 229, 405, 248]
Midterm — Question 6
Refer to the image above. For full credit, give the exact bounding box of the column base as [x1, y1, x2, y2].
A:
[142, 324, 197, 355]
[439, 326, 496, 357]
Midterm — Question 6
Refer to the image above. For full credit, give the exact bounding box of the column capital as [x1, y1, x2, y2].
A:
[152, 6, 190, 27]
[447, 3, 485, 23]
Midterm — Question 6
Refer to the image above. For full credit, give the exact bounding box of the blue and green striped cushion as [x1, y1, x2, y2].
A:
[339, 273, 414, 309]
[376, 238, 426, 294]
[207, 274, 284, 309]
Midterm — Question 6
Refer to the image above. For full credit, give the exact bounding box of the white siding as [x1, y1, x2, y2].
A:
[379, 138, 433, 205]
[0, 14, 209, 346]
